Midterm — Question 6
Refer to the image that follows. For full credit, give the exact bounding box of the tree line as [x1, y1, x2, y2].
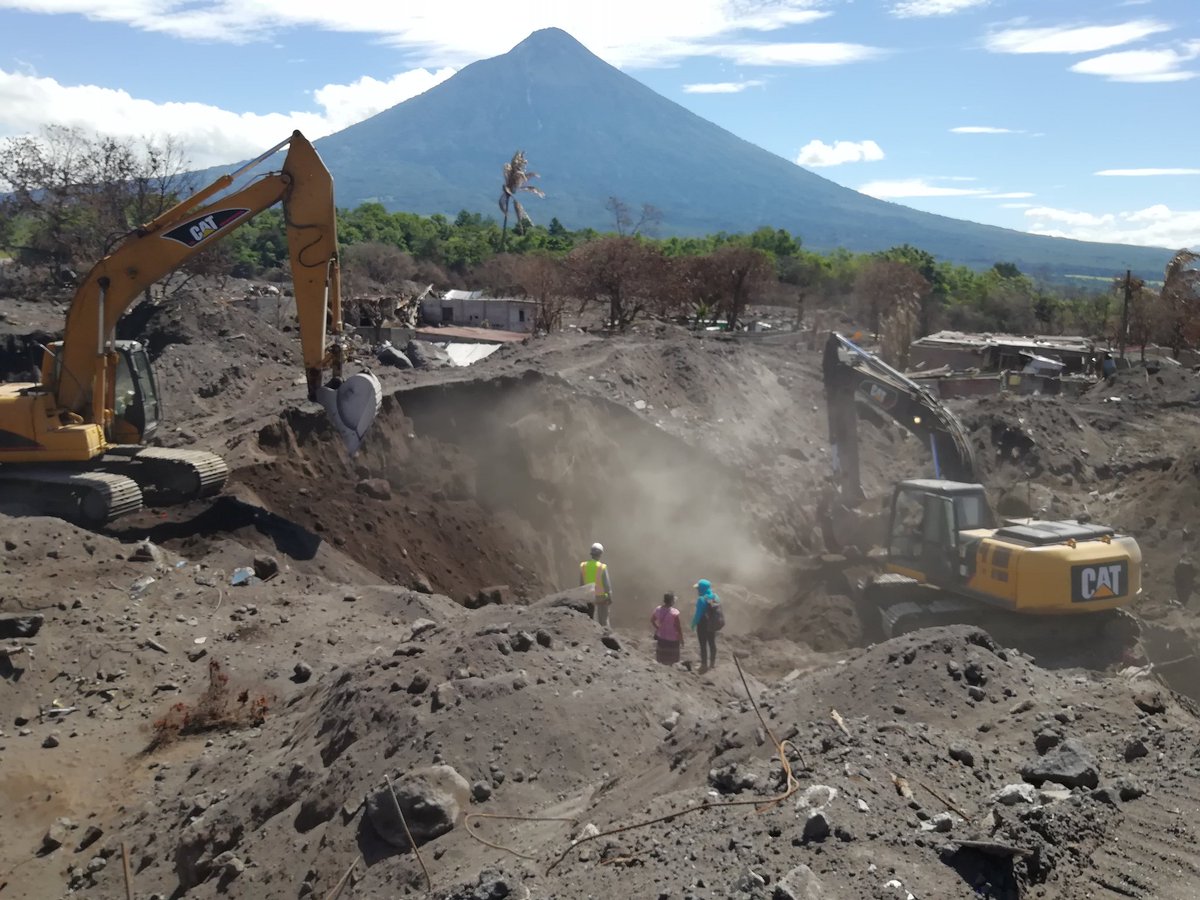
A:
[1, 127, 1196, 356]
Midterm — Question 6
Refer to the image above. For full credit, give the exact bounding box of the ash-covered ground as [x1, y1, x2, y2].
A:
[3, 288, 1200, 899]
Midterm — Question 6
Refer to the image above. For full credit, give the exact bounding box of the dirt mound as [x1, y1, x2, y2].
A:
[233, 367, 804, 614]
[9, 304, 1200, 900]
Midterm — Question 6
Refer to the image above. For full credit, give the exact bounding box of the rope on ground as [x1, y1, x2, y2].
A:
[322, 857, 359, 900]
[917, 778, 971, 824]
[385, 774, 432, 894]
[545, 653, 801, 875]
[463, 813, 579, 861]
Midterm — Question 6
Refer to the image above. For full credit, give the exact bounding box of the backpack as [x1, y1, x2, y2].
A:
[702, 598, 725, 632]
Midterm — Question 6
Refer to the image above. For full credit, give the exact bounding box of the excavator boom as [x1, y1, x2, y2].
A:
[822, 331, 976, 501]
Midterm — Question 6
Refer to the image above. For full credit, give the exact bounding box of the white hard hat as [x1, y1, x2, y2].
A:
[590, 542, 604, 555]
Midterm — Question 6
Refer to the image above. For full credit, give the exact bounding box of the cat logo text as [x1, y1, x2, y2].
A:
[1071, 561, 1128, 603]
[162, 209, 250, 248]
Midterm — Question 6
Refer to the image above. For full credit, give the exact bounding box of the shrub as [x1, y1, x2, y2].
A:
[148, 659, 271, 751]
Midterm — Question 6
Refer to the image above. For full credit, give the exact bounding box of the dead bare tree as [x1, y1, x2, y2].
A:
[854, 259, 931, 345]
[0, 126, 193, 272]
[1160, 249, 1200, 359]
[606, 195, 663, 238]
[497, 150, 544, 251]
[511, 254, 567, 332]
[566, 236, 667, 330]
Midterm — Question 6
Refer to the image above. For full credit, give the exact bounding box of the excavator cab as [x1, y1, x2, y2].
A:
[44, 339, 160, 444]
[886, 480, 995, 584]
[110, 341, 161, 443]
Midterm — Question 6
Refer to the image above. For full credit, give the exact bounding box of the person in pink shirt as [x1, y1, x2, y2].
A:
[651, 592, 684, 666]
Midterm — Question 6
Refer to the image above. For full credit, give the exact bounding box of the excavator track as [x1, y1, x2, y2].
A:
[99, 446, 230, 506]
[0, 469, 144, 526]
[866, 574, 1141, 667]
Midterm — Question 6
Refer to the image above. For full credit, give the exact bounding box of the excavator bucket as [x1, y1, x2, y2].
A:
[317, 371, 383, 456]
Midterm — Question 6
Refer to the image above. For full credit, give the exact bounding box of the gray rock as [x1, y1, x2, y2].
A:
[1020, 738, 1100, 789]
[948, 743, 975, 767]
[0, 614, 43, 639]
[291, 662, 313, 684]
[796, 785, 838, 811]
[409, 618, 437, 640]
[773, 864, 824, 900]
[41, 818, 74, 853]
[661, 711, 680, 731]
[733, 868, 767, 894]
[708, 764, 758, 794]
[1124, 737, 1149, 762]
[411, 572, 434, 594]
[211, 850, 246, 876]
[431, 682, 458, 713]
[443, 867, 526, 900]
[471, 781, 492, 803]
[992, 783, 1037, 806]
[408, 672, 430, 694]
[77, 825, 103, 852]
[1034, 729, 1062, 754]
[509, 631, 535, 652]
[923, 812, 956, 833]
[42, 734, 59, 748]
[356, 478, 392, 501]
[366, 766, 470, 849]
[1112, 776, 1147, 801]
[1132, 686, 1167, 714]
[802, 810, 831, 843]
[1038, 786, 1072, 804]
[377, 345, 413, 369]
[252, 554, 279, 580]
[130, 539, 164, 564]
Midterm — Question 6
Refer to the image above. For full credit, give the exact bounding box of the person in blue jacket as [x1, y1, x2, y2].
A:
[690, 579, 723, 673]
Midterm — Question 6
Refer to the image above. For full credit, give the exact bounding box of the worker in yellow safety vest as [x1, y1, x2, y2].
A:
[580, 542, 613, 627]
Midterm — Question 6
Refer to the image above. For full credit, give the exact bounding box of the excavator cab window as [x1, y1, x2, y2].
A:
[111, 342, 160, 443]
[889, 488, 926, 561]
[953, 492, 994, 530]
[889, 487, 960, 582]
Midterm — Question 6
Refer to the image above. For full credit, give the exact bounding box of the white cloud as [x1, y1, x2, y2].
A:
[711, 41, 885, 66]
[1096, 167, 1200, 176]
[891, 0, 987, 18]
[1070, 42, 1200, 82]
[950, 125, 1019, 134]
[985, 19, 1171, 55]
[1025, 204, 1200, 248]
[857, 178, 989, 198]
[682, 80, 764, 94]
[0, 1, 845, 68]
[795, 139, 884, 167]
[0, 66, 455, 167]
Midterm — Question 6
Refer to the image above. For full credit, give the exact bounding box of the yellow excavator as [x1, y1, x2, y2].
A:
[822, 331, 1142, 648]
[0, 130, 382, 526]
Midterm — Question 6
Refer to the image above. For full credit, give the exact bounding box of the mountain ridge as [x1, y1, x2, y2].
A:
[228, 28, 1176, 279]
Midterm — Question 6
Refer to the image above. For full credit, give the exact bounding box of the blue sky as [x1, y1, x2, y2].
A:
[0, 0, 1196, 249]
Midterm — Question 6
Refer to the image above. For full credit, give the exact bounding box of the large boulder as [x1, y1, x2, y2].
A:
[366, 765, 470, 849]
[774, 864, 824, 900]
[405, 340, 451, 369]
[1019, 738, 1100, 790]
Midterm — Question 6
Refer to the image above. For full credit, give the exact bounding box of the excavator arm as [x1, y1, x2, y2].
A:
[822, 331, 976, 501]
[48, 130, 379, 453]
